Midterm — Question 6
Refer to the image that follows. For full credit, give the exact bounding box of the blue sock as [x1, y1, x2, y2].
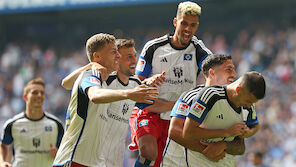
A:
[134, 157, 151, 167]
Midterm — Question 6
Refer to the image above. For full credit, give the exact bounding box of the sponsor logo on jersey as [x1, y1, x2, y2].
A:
[122, 103, 129, 115]
[107, 109, 129, 124]
[99, 113, 108, 122]
[139, 120, 148, 127]
[165, 78, 194, 85]
[32, 138, 40, 148]
[20, 128, 26, 133]
[191, 101, 206, 118]
[136, 57, 146, 72]
[90, 77, 101, 85]
[44, 125, 52, 132]
[173, 67, 183, 78]
[176, 102, 189, 116]
[184, 54, 192, 61]
[160, 57, 168, 62]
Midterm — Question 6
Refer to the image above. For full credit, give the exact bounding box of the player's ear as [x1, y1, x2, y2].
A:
[173, 17, 177, 27]
[92, 52, 100, 61]
[236, 86, 242, 94]
[208, 68, 214, 78]
[23, 94, 27, 101]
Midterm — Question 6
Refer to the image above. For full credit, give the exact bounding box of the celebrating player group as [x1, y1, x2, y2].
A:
[0, 1, 266, 167]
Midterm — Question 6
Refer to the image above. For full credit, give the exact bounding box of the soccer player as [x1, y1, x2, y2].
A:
[162, 54, 259, 166]
[52, 34, 159, 167]
[182, 71, 266, 167]
[0, 78, 64, 167]
[59, 38, 164, 167]
[129, 1, 212, 166]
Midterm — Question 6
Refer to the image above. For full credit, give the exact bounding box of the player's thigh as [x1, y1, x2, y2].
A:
[138, 134, 158, 159]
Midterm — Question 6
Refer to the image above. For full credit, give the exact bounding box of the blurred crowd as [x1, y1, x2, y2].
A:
[0, 25, 295, 166]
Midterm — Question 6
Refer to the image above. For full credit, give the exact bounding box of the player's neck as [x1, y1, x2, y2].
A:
[205, 79, 213, 86]
[170, 35, 187, 48]
[226, 85, 240, 108]
[25, 106, 44, 120]
[117, 71, 129, 85]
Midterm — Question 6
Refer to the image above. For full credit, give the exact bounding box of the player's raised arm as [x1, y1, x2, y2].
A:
[61, 62, 107, 90]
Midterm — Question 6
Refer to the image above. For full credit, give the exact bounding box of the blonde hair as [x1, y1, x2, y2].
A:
[85, 33, 116, 62]
[177, 1, 201, 18]
[24, 78, 45, 95]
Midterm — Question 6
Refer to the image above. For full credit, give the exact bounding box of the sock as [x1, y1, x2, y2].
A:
[134, 156, 155, 167]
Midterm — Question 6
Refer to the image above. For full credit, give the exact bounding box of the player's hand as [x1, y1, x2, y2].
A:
[0, 162, 12, 167]
[49, 143, 58, 158]
[238, 126, 253, 138]
[90, 62, 108, 81]
[127, 85, 158, 104]
[225, 122, 248, 137]
[201, 141, 226, 162]
[142, 71, 166, 87]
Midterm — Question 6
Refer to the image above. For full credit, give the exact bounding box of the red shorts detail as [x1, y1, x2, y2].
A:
[53, 161, 87, 167]
[129, 108, 170, 167]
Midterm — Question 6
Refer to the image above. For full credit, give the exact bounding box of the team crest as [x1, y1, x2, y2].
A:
[45, 125, 53, 132]
[191, 101, 206, 118]
[136, 57, 146, 72]
[184, 54, 192, 61]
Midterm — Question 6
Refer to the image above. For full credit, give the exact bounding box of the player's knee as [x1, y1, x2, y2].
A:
[138, 135, 158, 160]
[139, 144, 158, 160]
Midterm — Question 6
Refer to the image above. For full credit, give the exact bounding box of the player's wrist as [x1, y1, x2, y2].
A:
[122, 90, 130, 99]
[216, 141, 227, 150]
[224, 129, 231, 138]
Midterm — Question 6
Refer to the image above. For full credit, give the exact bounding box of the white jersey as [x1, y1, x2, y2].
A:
[186, 86, 258, 167]
[53, 70, 141, 167]
[162, 86, 204, 167]
[53, 69, 110, 166]
[99, 72, 141, 167]
[135, 34, 212, 120]
[0, 112, 64, 167]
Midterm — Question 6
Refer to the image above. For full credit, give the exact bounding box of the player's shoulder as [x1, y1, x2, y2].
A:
[191, 36, 212, 54]
[142, 34, 170, 51]
[44, 112, 64, 126]
[106, 72, 118, 86]
[180, 85, 205, 101]
[3, 112, 25, 128]
[198, 85, 226, 102]
[191, 36, 203, 46]
[82, 69, 100, 78]
[129, 75, 141, 85]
